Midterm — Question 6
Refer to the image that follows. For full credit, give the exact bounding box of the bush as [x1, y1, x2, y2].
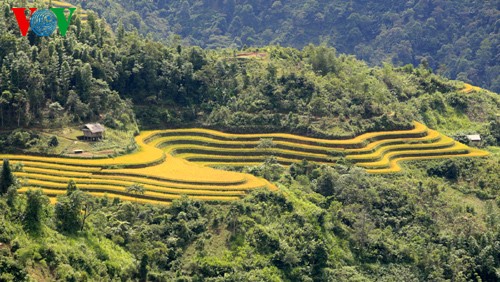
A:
[48, 136, 59, 147]
[427, 160, 460, 181]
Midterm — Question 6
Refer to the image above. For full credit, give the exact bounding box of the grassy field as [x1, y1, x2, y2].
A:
[3, 121, 489, 205]
[25, 126, 134, 157]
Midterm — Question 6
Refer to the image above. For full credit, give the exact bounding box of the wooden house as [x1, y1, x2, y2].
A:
[82, 123, 105, 141]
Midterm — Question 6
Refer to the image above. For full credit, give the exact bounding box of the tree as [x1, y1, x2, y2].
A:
[55, 195, 80, 234]
[48, 136, 59, 147]
[23, 189, 48, 233]
[0, 90, 11, 127]
[0, 159, 14, 195]
[314, 167, 339, 197]
[126, 183, 145, 203]
[6, 186, 18, 208]
[66, 179, 77, 196]
[117, 20, 125, 43]
[138, 254, 149, 281]
[55, 189, 94, 234]
[80, 193, 95, 231]
[256, 138, 276, 149]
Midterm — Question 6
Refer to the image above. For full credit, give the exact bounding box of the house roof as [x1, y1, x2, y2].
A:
[466, 134, 481, 141]
[83, 123, 105, 133]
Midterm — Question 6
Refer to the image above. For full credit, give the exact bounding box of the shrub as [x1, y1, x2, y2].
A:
[48, 136, 59, 147]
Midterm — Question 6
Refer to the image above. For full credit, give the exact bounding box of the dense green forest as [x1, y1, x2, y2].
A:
[1, 157, 499, 281]
[1, 2, 499, 142]
[0, 1, 499, 281]
[71, 0, 500, 93]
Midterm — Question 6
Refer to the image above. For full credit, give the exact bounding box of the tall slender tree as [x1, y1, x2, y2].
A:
[0, 159, 14, 195]
[126, 183, 145, 203]
[66, 179, 78, 196]
[23, 189, 48, 233]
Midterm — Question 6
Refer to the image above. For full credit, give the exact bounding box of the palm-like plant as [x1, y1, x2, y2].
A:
[125, 183, 145, 203]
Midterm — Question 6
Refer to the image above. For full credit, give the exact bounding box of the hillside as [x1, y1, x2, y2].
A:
[0, 1, 499, 281]
[69, 0, 500, 93]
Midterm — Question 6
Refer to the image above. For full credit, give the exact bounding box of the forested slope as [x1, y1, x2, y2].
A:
[0, 2, 499, 281]
[1, 1, 499, 144]
[71, 0, 500, 92]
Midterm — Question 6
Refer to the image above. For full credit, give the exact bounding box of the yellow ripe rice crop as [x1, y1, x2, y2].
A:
[166, 144, 330, 159]
[357, 142, 473, 169]
[16, 161, 100, 172]
[16, 172, 247, 196]
[146, 121, 428, 147]
[21, 188, 171, 206]
[366, 148, 490, 174]
[152, 123, 487, 174]
[92, 174, 268, 191]
[104, 155, 248, 185]
[22, 180, 241, 202]
[50, 1, 75, 8]
[153, 135, 345, 153]
[21, 167, 92, 178]
[346, 134, 456, 162]
[461, 83, 482, 93]
[345, 129, 442, 154]
[8, 121, 488, 205]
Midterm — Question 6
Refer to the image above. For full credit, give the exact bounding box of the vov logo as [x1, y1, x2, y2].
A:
[11, 7, 76, 37]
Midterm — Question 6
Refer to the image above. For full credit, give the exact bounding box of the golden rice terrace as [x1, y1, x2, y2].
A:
[2, 122, 488, 205]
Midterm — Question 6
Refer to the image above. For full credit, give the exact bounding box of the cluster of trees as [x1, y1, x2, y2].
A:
[0, 2, 135, 130]
[73, 0, 500, 92]
[1, 158, 499, 280]
[2, 2, 499, 143]
[0, 2, 499, 281]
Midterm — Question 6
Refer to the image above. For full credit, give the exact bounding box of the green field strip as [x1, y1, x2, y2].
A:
[21, 180, 241, 202]
[144, 122, 428, 149]
[16, 173, 247, 197]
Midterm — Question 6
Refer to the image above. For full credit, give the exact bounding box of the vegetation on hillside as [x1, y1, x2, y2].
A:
[1, 2, 499, 141]
[0, 1, 499, 281]
[0, 158, 499, 280]
[71, 0, 500, 92]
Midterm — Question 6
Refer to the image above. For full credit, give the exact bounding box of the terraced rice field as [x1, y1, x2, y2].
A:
[48, 0, 87, 23]
[3, 122, 488, 205]
[4, 131, 276, 205]
[150, 121, 488, 174]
